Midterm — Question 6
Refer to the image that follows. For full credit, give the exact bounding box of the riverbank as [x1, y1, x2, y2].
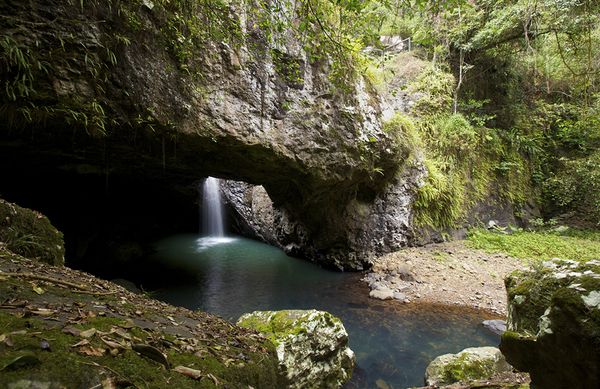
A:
[0, 245, 281, 388]
[364, 240, 529, 315]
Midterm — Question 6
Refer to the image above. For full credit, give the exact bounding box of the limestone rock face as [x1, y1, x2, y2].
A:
[0, 0, 413, 270]
[425, 347, 512, 386]
[237, 310, 355, 388]
[0, 199, 64, 266]
[221, 161, 424, 270]
[500, 259, 600, 389]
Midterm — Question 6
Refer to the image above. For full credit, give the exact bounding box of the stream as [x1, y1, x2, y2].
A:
[141, 233, 500, 388]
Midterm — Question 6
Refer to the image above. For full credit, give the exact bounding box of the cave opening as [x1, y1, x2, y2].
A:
[0, 140, 256, 288]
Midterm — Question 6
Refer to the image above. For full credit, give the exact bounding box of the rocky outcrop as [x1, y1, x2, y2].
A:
[0, 198, 64, 266]
[0, 0, 415, 270]
[221, 160, 424, 270]
[237, 309, 355, 388]
[500, 259, 600, 389]
[425, 347, 513, 387]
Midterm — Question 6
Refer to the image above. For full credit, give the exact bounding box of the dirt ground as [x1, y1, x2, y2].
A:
[364, 240, 529, 316]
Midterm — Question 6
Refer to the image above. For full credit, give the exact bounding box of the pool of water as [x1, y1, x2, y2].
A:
[144, 234, 500, 388]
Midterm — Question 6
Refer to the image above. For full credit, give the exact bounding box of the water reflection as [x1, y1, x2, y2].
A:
[147, 234, 500, 388]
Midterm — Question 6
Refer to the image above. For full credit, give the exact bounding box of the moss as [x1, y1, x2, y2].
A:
[440, 353, 496, 383]
[0, 310, 279, 388]
[237, 310, 313, 347]
[0, 199, 64, 266]
[467, 229, 600, 263]
[499, 330, 537, 372]
[271, 49, 304, 88]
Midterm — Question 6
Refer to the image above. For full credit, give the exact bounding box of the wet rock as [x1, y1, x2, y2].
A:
[369, 288, 394, 300]
[425, 346, 512, 386]
[0, 199, 64, 266]
[482, 319, 506, 335]
[500, 259, 600, 389]
[237, 310, 354, 389]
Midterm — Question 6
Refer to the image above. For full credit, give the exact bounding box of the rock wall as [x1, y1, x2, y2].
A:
[0, 0, 411, 269]
[222, 160, 424, 270]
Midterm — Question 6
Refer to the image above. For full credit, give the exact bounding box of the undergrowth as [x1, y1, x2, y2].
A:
[467, 228, 600, 263]
[391, 61, 533, 230]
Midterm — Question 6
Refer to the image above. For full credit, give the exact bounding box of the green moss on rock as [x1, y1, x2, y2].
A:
[0, 199, 64, 266]
[500, 259, 600, 388]
[425, 347, 512, 386]
[237, 309, 355, 389]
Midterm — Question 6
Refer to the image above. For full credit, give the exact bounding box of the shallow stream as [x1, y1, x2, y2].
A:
[145, 234, 500, 388]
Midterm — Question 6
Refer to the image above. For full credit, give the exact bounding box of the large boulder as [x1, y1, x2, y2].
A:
[425, 346, 512, 386]
[237, 309, 355, 388]
[0, 199, 64, 266]
[500, 259, 600, 389]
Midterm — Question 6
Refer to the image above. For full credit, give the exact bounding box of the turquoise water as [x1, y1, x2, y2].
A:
[146, 234, 500, 388]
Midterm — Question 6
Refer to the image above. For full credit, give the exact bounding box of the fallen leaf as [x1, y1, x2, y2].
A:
[1, 354, 41, 371]
[71, 339, 90, 348]
[102, 378, 117, 389]
[62, 326, 81, 337]
[30, 308, 54, 316]
[173, 365, 203, 380]
[207, 373, 219, 385]
[80, 328, 97, 338]
[78, 346, 106, 356]
[132, 344, 169, 368]
[100, 337, 125, 350]
[4, 336, 14, 347]
[31, 284, 45, 295]
[110, 327, 132, 341]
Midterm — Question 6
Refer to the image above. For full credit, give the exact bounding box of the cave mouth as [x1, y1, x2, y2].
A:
[0, 141, 261, 286]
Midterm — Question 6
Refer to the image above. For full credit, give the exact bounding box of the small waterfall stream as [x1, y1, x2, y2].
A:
[202, 177, 225, 237]
[198, 176, 234, 249]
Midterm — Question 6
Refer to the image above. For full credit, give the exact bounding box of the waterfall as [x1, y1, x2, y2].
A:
[202, 177, 225, 237]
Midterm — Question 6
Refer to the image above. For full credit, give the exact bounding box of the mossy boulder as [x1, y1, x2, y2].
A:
[237, 309, 355, 388]
[500, 259, 600, 389]
[0, 199, 64, 266]
[425, 346, 512, 386]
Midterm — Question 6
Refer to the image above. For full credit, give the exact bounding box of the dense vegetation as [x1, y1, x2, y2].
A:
[1, 0, 598, 230]
[317, 0, 600, 228]
[400, 0, 599, 228]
